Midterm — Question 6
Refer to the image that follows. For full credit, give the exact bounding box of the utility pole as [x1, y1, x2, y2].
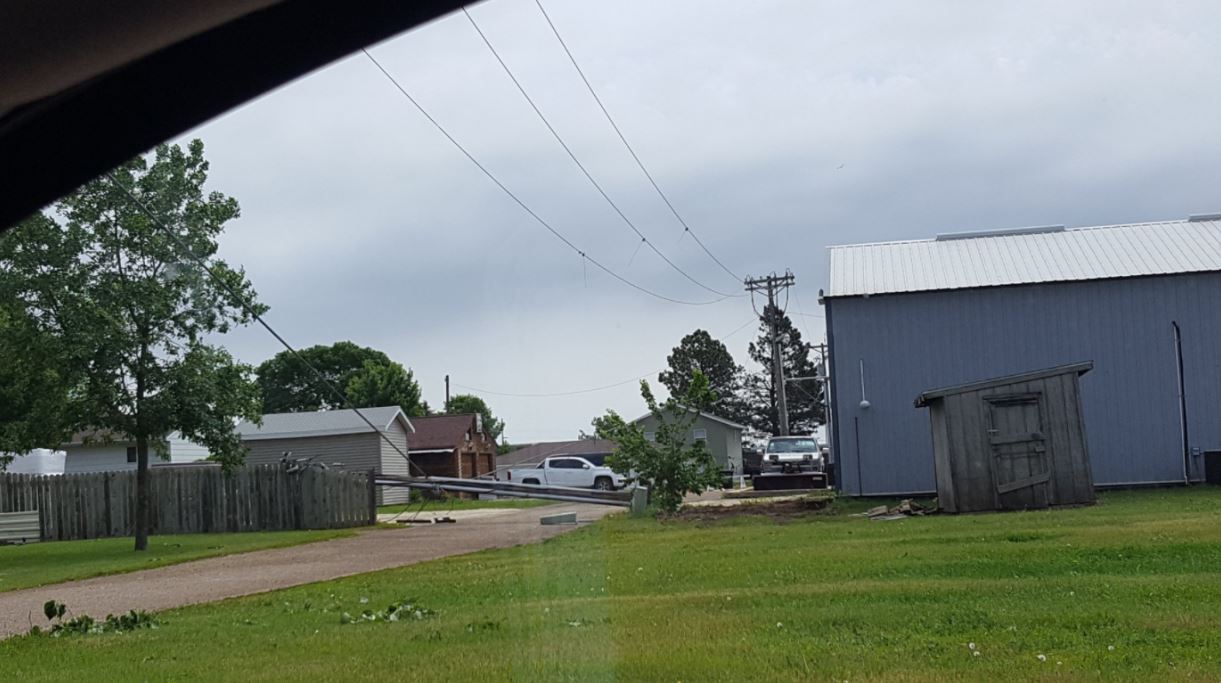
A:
[745, 271, 796, 436]
[444, 374, 450, 409]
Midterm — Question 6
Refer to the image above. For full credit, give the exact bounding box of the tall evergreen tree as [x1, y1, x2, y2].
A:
[657, 329, 749, 425]
[743, 304, 825, 435]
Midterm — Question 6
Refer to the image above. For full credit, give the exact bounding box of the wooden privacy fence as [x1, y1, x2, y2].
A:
[0, 465, 376, 541]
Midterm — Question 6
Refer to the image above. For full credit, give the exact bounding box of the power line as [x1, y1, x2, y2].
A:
[106, 171, 429, 477]
[361, 48, 727, 307]
[452, 317, 757, 398]
[460, 7, 740, 299]
[533, 0, 741, 283]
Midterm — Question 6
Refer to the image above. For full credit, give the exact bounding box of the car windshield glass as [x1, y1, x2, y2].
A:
[767, 439, 818, 453]
[5, 6, 1208, 679]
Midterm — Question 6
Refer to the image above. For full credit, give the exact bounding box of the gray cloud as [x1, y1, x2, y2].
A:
[183, 0, 1221, 441]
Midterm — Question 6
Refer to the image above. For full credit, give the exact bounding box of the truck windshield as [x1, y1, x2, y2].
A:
[767, 439, 818, 453]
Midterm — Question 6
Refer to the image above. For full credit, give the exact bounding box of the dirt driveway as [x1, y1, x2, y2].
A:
[0, 503, 614, 639]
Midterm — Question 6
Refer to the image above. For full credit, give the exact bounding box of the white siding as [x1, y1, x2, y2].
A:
[63, 432, 209, 474]
[379, 421, 412, 505]
[3, 449, 66, 474]
[63, 443, 134, 474]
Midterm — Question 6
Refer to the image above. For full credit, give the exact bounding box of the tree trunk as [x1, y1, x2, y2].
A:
[134, 433, 150, 551]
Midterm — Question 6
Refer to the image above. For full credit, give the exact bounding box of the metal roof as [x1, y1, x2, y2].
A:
[236, 406, 413, 441]
[914, 362, 1093, 407]
[826, 217, 1221, 298]
[631, 406, 747, 431]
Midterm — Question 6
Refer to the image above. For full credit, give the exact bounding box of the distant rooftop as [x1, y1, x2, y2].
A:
[236, 406, 411, 441]
[826, 216, 1221, 298]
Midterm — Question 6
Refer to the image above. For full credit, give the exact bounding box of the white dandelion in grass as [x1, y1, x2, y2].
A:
[973, 651, 981, 658]
[1037, 654, 1047, 662]
[1108, 645, 1116, 652]
[968, 642, 976, 651]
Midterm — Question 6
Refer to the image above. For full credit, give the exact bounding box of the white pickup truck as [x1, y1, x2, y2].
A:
[505, 455, 627, 491]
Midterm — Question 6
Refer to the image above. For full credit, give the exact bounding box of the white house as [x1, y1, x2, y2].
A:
[60, 431, 211, 474]
[2, 448, 66, 474]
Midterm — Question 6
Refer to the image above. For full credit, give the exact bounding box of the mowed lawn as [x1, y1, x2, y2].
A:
[0, 529, 356, 593]
[4, 489, 1221, 681]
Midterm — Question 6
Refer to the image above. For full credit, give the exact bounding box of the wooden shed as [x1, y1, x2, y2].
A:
[914, 362, 1095, 513]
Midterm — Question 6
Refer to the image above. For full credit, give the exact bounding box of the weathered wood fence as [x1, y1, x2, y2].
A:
[0, 465, 375, 541]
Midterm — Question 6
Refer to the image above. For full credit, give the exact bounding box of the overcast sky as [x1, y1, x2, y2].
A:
[176, 0, 1221, 443]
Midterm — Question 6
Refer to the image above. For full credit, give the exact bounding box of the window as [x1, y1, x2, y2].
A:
[644, 431, 656, 442]
[693, 428, 707, 441]
[126, 446, 137, 463]
[549, 458, 581, 469]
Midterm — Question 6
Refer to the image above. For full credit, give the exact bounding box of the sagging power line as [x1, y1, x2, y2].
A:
[461, 6, 741, 299]
[533, 0, 742, 283]
[361, 48, 729, 307]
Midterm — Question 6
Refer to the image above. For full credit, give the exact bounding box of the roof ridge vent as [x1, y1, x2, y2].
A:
[935, 225, 1065, 241]
[1188, 213, 1221, 222]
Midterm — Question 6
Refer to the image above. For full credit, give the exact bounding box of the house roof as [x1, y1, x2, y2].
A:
[496, 439, 617, 469]
[914, 362, 1094, 407]
[631, 407, 747, 431]
[825, 216, 1221, 298]
[236, 406, 413, 441]
[406, 414, 484, 451]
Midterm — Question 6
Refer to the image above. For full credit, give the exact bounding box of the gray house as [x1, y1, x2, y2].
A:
[236, 406, 415, 504]
[823, 216, 1221, 496]
[632, 409, 745, 475]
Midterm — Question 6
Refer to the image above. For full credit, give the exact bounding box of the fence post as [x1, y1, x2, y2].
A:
[630, 486, 649, 517]
[367, 468, 377, 526]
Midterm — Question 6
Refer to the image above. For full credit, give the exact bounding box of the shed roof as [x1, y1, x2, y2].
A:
[914, 362, 1093, 407]
[826, 217, 1221, 298]
[406, 414, 484, 451]
[236, 406, 413, 441]
[631, 407, 747, 431]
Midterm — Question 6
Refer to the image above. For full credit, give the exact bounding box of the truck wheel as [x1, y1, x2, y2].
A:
[522, 478, 541, 485]
[593, 477, 614, 491]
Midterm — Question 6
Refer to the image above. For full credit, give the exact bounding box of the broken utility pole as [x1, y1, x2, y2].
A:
[745, 270, 796, 436]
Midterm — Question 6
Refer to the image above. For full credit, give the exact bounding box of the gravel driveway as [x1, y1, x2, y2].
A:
[0, 503, 614, 639]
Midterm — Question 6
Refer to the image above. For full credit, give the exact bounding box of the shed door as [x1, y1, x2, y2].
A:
[986, 394, 1050, 510]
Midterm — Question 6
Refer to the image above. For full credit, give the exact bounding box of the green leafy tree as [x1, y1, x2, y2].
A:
[0, 301, 80, 467]
[0, 140, 264, 550]
[657, 329, 748, 425]
[592, 370, 723, 513]
[743, 304, 825, 435]
[445, 394, 504, 441]
[256, 342, 392, 413]
[345, 359, 427, 417]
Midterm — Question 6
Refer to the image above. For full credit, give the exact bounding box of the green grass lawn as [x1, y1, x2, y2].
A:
[4, 488, 1221, 681]
[0, 529, 357, 593]
[378, 497, 555, 515]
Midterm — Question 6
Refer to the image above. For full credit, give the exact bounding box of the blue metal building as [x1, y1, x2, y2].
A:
[822, 216, 1221, 496]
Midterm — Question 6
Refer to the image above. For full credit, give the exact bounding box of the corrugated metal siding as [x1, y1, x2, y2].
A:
[827, 271, 1221, 495]
[379, 421, 411, 505]
[243, 432, 381, 471]
[827, 219, 1221, 297]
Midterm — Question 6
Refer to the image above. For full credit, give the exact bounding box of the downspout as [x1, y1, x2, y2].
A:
[1172, 321, 1190, 484]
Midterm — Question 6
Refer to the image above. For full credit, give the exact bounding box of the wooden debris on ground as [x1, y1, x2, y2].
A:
[864, 499, 933, 521]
